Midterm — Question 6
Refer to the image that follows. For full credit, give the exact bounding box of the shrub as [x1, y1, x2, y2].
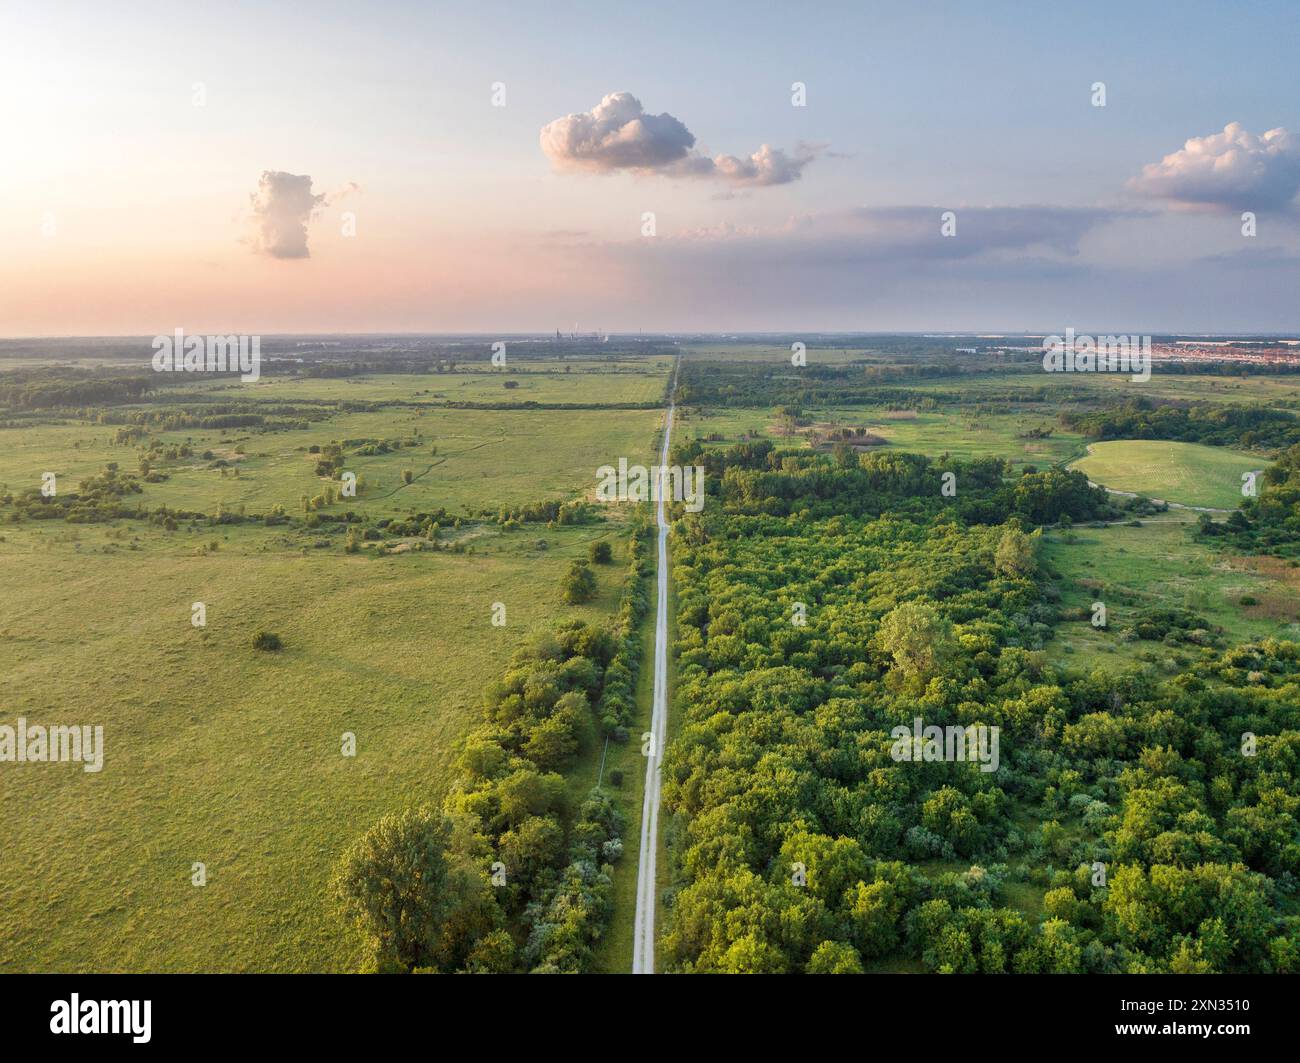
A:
[589, 540, 613, 564]
[562, 560, 598, 604]
[252, 631, 283, 652]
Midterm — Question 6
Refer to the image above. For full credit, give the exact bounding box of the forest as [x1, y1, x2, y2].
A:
[1062, 400, 1300, 451]
[655, 443, 1300, 973]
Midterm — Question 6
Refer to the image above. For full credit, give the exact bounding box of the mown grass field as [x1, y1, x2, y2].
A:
[0, 356, 670, 972]
[1070, 440, 1261, 510]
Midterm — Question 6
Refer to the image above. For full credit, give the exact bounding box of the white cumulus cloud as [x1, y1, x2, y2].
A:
[248, 171, 327, 258]
[540, 92, 816, 186]
[1128, 122, 1300, 211]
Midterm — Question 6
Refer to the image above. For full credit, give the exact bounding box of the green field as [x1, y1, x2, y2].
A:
[9, 347, 1300, 974]
[680, 406, 1082, 471]
[0, 407, 661, 522]
[1043, 520, 1300, 670]
[187, 363, 672, 406]
[1071, 440, 1261, 510]
[0, 513, 638, 971]
[0, 357, 671, 972]
[681, 343, 873, 364]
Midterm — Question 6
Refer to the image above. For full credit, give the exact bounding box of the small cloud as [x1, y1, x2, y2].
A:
[248, 171, 326, 259]
[540, 92, 817, 187]
[686, 142, 818, 187]
[540, 92, 696, 173]
[1128, 122, 1300, 211]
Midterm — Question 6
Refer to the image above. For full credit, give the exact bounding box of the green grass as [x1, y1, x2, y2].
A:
[187, 364, 671, 405]
[1002, 881, 1048, 923]
[679, 406, 1082, 471]
[1042, 521, 1300, 670]
[0, 356, 672, 972]
[0, 408, 662, 520]
[681, 343, 872, 364]
[1070, 440, 1261, 510]
[0, 518, 631, 972]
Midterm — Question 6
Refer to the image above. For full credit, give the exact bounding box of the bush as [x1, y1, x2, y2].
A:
[609, 769, 624, 788]
[589, 540, 613, 564]
[252, 630, 283, 652]
[562, 560, 598, 604]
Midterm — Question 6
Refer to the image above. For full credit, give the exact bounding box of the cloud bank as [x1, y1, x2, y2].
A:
[540, 92, 816, 186]
[654, 204, 1128, 266]
[1129, 122, 1300, 211]
[248, 171, 327, 258]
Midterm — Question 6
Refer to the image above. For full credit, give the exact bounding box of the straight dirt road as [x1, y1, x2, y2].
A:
[632, 357, 679, 974]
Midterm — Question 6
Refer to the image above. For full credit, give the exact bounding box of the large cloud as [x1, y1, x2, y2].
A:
[1128, 123, 1300, 211]
[540, 92, 816, 186]
[248, 171, 327, 258]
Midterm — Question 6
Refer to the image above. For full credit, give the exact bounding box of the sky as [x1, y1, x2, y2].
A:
[3, 0, 1300, 335]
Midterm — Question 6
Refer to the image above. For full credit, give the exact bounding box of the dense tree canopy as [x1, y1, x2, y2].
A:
[657, 445, 1300, 974]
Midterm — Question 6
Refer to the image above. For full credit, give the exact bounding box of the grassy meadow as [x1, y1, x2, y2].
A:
[1042, 520, 1300, 670]
[679, 405, 1083, 471]
[1070, 440, 1261, 510]
[0, 357, 669, 972]
[186, 362, 672, 406]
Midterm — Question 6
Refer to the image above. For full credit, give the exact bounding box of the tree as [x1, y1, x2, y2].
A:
[466, 929, 516, 973]
[332, 806, 454, 972]
[588, 540, 613, 564]
[994, 524, 1038, 579]
[562, 560, 597, 604]
[806, 940, 864, 973]
[498, 815, 565, 888]
[523, 693, 590, 770]
[875, 601, 955, 689]
[847, 879, 904, 959]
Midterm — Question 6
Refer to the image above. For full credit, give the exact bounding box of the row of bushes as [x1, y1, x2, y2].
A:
[595, 521, 652, 738]
[333, 524, 656, 972]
